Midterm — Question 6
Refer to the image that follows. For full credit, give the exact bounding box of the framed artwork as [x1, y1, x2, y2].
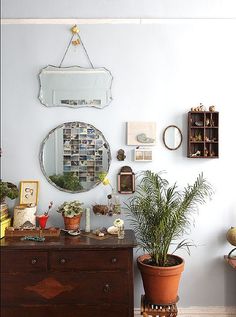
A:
[20, 181, 39, 205]
[134, 148, 153, 162]
[118, 166, 135, 194]
[127, 122, 156, 146]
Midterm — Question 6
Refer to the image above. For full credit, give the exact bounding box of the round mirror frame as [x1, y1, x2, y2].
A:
[39, 121, 111, 193]
[163, 125, 183, 150]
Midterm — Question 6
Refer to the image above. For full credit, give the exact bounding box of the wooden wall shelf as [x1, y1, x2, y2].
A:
[187, 111, 219, 158]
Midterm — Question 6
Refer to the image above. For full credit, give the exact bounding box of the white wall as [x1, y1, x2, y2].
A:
[2, 0, 236, 308]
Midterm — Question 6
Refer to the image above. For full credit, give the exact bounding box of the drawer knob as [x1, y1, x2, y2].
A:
[103, 284, 111, 293]
[60, 258, 66, 264]
[111, 257, 117, 264]
[31, 258, 37, 265]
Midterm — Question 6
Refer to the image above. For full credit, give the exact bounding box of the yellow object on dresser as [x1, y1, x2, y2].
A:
[0, 217, 11, 239]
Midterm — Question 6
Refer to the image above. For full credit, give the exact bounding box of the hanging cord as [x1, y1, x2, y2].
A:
[59, 25, 94, 68]
[59, 34, 74, 67]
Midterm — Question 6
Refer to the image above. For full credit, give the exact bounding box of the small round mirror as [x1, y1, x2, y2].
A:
[163, 125, 183, 150]
[39, 121, 111, 193]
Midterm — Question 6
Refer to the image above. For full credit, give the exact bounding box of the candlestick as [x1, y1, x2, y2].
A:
[85, 207, 91, 232]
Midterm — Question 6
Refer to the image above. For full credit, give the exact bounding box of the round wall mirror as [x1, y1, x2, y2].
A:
[163, 125, 183, 150]
[39, 122, 111, 193]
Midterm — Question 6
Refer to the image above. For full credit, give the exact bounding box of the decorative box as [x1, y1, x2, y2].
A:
[1, 217, 11, 239]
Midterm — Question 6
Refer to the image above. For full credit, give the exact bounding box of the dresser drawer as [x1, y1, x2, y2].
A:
[1, 272, 129, 305]
[1, 250, 47, 273]
[1, 304, 129, 317]
[49, 249, 130, 271]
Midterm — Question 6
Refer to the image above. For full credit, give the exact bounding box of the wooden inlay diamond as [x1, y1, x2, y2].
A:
[25, 277, 74, 299]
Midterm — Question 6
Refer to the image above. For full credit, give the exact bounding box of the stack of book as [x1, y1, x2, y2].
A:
[0, 203, 11, 238]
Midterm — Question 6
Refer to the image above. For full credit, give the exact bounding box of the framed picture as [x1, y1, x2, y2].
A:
[20, 181, 39, 205]
[127, 122, 157, 146]
[134, 148, 153, 162]
[118, 166, 135, 194]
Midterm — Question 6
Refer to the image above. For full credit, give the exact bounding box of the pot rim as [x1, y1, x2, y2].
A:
[137, 254, 184, 270]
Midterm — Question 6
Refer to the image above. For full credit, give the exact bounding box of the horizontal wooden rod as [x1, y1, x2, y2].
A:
[1, 18, 236, 25]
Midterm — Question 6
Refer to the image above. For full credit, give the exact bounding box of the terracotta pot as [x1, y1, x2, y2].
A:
[63, 214, 82, 230]
[137, 254, 184, 304]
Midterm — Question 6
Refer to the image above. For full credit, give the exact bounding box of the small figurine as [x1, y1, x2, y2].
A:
[204, 148, 209, 156]
[191, 103, 205, 112]
[191, 150, 201, 157]
[209, 105, 216, 112]
[117, 149, 126, 161]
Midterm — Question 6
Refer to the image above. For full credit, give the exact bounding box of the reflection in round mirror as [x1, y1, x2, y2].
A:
[39, 122, 111, 193]
[163, 125, 183, 150]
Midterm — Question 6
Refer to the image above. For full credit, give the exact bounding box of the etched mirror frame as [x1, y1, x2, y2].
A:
[39, 121, 111, 193]
[39, 65, 113, 109]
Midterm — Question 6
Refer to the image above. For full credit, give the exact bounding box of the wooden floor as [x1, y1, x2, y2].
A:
[134, 306, 236, 317]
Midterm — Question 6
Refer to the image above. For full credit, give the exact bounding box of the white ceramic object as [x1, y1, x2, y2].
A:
[107, 225, 118, 235]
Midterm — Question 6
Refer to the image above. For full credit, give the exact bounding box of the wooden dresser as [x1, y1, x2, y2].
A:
[0, 230, 137, 317]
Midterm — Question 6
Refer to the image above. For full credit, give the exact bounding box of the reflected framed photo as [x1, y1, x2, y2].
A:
[20, 180, 39, 205]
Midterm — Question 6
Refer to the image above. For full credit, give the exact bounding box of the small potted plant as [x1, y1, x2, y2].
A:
[0, 180, 19, 204]
[126, 170, 212, 304]
[57, 200, 83, 230]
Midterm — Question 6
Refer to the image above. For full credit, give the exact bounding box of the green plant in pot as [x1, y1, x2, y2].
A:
[0, 180, 19, 204]
[125, 170, 213, 304]
[57, 200, 83, 230]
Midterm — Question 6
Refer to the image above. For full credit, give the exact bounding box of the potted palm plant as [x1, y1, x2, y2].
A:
[126, 170, 212, 304]
[57, 200, 83, 230]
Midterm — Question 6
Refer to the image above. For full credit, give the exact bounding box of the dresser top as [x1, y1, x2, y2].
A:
[0, 230, 137, 250]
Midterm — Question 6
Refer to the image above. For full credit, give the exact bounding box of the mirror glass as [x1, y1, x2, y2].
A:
[39, 65, 113, 109]
[40, 122, 111, 192]
[163, 125, 183, 150]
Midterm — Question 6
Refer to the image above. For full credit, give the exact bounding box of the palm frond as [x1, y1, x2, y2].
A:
[125, 170, 213, 266]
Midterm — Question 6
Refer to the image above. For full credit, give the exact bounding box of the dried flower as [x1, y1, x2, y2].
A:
[44, 201, 53, 216]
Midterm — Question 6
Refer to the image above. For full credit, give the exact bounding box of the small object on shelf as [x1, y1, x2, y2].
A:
[209, 105, 216, 112]
[116, 149, 126, 161]
[226, 227, 236, 246]
[85, 207, 90, 232]
[21, 236, 45, 242]
[195, 132, 202, 141]
[111, 193, 121, 214]
[205, 118, 210, 126]
[107, 225, 118, 235]
[204, 148, 209, 157]
[92, 227, 108, 237]
[191, 103, 205, 112]
[113, 218, 125, 240]
[0, 217, 11, 239]
[36, 214, 49, 229]
[92, 204, 109, 215]
[195, 121, 204, 127]
[191, 150, 201, 157]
